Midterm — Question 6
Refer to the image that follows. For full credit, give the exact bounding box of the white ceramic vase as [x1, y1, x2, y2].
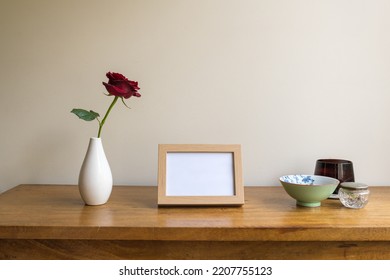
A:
[78, 137, 113, 205]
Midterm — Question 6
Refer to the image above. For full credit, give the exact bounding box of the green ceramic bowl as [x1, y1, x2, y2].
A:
[279, 175, 339, 207]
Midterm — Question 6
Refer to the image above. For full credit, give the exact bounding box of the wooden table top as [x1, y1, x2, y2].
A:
[0, 184, 389, 242]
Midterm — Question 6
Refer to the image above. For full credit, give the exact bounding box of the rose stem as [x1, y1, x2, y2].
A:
[97, 96, 119, 138]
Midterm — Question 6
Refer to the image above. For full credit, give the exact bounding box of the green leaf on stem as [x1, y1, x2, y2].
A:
[71, 109, 100, 121]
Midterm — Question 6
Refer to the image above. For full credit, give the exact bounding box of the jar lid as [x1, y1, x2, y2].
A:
[340, 182, 368, 190]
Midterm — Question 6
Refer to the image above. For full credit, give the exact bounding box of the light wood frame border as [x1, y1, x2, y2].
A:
[158, 144, 244, 206]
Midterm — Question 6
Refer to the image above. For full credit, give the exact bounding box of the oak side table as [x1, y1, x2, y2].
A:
[0, 185, 389, 259]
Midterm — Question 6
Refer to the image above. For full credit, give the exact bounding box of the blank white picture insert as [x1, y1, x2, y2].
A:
[166, 152, 235, 196]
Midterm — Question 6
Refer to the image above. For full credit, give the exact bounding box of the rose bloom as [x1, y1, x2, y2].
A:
[103, 72, 141, 99]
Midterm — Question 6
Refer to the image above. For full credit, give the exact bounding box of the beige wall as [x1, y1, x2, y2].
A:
[1, 0, 389, 193]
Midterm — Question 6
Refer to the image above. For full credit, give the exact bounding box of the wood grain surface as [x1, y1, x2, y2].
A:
[1, 184, 389, 259]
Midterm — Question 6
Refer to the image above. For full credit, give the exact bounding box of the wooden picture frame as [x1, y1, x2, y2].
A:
[158, 144, 244, 206]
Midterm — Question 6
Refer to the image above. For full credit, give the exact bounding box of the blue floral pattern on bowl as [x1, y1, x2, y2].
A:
[280, 175, 315, 185]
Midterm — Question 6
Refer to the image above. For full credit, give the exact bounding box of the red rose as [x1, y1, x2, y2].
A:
[102, 72, 141, 99]
[72, 71, 141, 138]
